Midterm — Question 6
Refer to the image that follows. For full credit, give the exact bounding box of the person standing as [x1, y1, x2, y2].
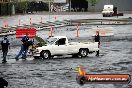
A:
[22, 40, 34, 59]
[0, 77, 8, 88]
[1, 35, 10, 63]
[95, 31, 100, 56]
[15, 33, 29, 61]
[51, 4, 54, 12]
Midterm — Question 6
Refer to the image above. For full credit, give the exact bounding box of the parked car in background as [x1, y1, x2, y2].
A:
[102, 5, 114, 17]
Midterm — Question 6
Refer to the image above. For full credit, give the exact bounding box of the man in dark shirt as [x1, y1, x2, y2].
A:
[95, 31, 100, 56]
[1, 35, 10, 63]
[22, 40, 34, 59]
[21, 33, 29, 43]
[15, 33, 29, 60]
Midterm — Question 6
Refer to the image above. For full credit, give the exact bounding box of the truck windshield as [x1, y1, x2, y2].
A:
[47, 37, 57, 45]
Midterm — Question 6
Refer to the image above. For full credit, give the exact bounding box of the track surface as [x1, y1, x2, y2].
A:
[0, 13, 132, 88]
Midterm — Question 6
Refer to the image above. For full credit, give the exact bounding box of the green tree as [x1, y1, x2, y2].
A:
[86, 0, 100, 11]
[88, 0, 98, 6]
[15, 1, 29, 14]
[0, 2, 14, 15]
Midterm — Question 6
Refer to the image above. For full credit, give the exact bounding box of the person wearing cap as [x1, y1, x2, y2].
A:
[15, 33, 29, 61]
[95, 31, 100, 56]
[1, 35, 10, 63]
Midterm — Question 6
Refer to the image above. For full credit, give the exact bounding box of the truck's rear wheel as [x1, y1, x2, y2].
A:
[41, 51, 51, 59]
[79, 49, 88, 57]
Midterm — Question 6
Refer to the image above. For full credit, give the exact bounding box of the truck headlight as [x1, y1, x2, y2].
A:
[34, 49, 39, 53]
[36, 49, 39, 52]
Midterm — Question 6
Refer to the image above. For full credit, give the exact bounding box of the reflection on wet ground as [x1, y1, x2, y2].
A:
[0, 24, 132, 88]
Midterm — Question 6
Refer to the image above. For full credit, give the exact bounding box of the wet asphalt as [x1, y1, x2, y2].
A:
[0, 15, 132, 88]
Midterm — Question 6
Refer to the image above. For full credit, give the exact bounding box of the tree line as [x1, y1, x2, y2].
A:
[0, 1, 49, 16]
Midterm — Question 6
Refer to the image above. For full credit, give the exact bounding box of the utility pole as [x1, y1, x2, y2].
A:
[49, 0, 51, 13]
[49, 0, 51, 21]
[69, 0, 71, 12]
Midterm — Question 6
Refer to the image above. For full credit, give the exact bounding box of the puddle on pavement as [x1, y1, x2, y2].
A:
[113, 61, 132, 65]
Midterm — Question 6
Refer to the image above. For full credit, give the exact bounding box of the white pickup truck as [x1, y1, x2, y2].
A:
[102, 5, 114, 17]
[33, 36, 99, 59]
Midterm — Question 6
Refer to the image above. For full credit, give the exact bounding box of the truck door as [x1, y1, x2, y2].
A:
[68, 44, 78, 54]
[53, 38, 68, 55]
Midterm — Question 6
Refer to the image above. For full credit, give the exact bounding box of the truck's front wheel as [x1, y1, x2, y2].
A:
[41, 51, 51, 59]
[79, 49, 88, 57]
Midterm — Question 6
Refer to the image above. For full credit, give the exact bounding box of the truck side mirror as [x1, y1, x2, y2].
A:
[55, 41, 59, 46]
